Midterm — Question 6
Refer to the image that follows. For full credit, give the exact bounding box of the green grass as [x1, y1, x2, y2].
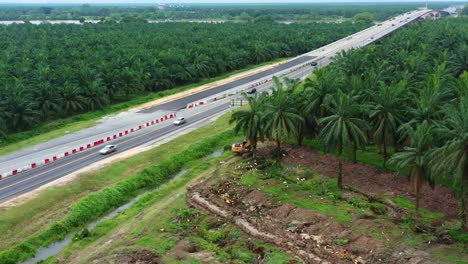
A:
[0, 111, 237, 259]
[333, 238, 349, 245]
[303, 138, 457, 191]
[429, 243, 468, 264]
[241, 165, 359, 223]
[303, 139, 403, 172]
[59, 164, 289, 263]
[391, 196, 445, 224]
[0, 57, 287, 156]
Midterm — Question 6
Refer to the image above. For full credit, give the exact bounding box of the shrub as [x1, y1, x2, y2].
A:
[349, 198, 369, 208]
[370, 203, 388, 215]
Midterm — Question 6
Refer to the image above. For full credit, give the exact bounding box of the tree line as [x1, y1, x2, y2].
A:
[0, 3, 446, 22]
[0, 21, 368, 136]
[229, 17, 468, 230]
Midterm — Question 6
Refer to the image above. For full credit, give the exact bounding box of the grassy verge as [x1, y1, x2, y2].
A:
[302, 138, 457, 191]
[0, 57, 287, 156]
[0, 111, 237, 263]
[49, 152, 290, 264]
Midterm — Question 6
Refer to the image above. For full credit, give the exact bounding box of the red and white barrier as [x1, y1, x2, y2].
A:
[0, 112, 176, 181]
[186, 78, 275, 110]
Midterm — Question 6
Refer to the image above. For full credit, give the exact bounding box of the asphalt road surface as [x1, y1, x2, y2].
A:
[138, 56, 316, 113]
[0, 103, 229, 203]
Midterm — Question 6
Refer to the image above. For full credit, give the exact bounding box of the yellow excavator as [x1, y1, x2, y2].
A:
[231, 138, 277, 155]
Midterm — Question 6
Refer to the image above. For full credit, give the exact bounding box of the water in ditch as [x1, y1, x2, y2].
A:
[208, 148, 224, 158]
[22, 169, 189, 263]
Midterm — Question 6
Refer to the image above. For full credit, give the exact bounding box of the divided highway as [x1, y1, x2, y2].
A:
[0, 9, 432, 203]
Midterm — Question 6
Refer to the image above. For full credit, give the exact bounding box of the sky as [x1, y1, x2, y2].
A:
[3, 0, 466, 4]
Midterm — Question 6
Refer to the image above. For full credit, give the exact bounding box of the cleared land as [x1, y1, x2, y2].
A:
[48, 143, 467, 263]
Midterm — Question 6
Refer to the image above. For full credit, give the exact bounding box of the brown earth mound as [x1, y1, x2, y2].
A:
[114, 250, 161, 264]
[284, 146, 458, 218]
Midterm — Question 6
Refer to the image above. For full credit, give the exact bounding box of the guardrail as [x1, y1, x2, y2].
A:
[185, 10, 431, 111]
[0, 113, 176, 181]
[186, 60, 317, 110]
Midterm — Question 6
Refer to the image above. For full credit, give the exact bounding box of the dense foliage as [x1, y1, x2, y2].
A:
[230, 17, 468, 230]
[0, 21, 367, 135]
[0, 3, 453, 21]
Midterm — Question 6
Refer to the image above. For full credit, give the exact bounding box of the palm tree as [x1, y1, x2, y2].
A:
[229, 93, 265, 158]
[448, 44, 467, 78]
[389, 122, 435, 212]
[302, 69, 342, 118]
[368, 81, 406, 167]
[403, 77, 451, 135]
[319, 89, 368, 189]
[0, 114, 7, 138]
[455, 71, 468, 99]
[33, 83, 61, 120]
[264, 77, 303, 161]
[294, 92, 319, 146]
[431, 98, 468, 231]
[335, 49, 367, 78]
[82, 80, 109, 111]
[3, 89, 39, 131]
[59, 83, 85, 115]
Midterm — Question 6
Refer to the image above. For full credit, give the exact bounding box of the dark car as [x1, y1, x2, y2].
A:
[310, 61, 318, 66]
[246, 88, 257, 94]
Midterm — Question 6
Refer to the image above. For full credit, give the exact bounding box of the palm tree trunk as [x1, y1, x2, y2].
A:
[276, 127, 282, 163]
[338, 145, 343, 189]
[297, 128, 304, 146]
[252, 142, 257, 159]
[351, 144, 357, 164]
[382, 131, 387, 169]
[415, 166, 423, 212]
[276, 137, 281, 162]
[461, 152, 468, 231]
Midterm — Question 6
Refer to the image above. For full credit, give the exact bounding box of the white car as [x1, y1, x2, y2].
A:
[99, 145, 116, 155]
[173, 117, 186, 125]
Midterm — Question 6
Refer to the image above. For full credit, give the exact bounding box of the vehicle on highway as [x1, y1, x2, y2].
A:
[310, 61, 318, 66]
[173, 117, 186, 125]
[99, 144, 116, 155]
[246, 88, 257, 94]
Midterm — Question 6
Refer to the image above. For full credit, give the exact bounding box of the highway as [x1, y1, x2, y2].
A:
[0, 9, 431, 203]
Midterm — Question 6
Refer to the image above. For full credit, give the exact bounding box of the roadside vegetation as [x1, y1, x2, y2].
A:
[0, 57, 285, 156]
[0, 113, 238, 264]
[50, 154, 291, 264]
[229, 17, 468, 230]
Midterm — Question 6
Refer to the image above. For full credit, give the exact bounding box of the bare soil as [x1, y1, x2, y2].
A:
[188, 167, 421, 264]
[184, 151, 466, 263]
[187, 172, 445, 263]
[113, 250, 161, 264]
[283, 146, 459, 219]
